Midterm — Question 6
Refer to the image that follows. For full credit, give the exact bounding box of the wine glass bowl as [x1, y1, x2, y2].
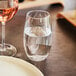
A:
[0, 0, 18, 56]
[0, 0, 18, 22]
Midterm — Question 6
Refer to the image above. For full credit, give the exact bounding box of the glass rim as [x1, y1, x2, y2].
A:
[26, 10, 50, 19]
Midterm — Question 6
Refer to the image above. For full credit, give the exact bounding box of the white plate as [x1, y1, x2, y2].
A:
[0, 56, 44, 76]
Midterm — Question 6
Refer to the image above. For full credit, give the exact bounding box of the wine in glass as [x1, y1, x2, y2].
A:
[0, 0, 18, 56]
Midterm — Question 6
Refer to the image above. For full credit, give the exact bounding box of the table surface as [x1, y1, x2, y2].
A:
[0, 0, 76, 76]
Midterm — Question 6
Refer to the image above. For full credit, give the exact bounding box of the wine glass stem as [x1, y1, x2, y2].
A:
[2, 22, 5, 50]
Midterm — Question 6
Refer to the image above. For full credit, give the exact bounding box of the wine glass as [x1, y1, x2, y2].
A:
[0, 0, 18, 56]
[24, 10, 52, 61]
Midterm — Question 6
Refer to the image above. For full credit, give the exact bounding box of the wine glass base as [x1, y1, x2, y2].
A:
[0, 44, 17, 56]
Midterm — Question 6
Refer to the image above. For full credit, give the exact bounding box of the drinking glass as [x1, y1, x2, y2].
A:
[24, 10, 52, 61]
[0, 0, 18, 56]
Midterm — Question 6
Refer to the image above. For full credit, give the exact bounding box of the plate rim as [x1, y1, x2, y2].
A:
[0, 56, 44, 76]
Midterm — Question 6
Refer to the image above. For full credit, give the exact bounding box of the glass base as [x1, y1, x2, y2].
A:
[0, 44, 17, 56]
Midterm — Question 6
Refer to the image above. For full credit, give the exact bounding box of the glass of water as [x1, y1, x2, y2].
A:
[24, 10, 52, 61]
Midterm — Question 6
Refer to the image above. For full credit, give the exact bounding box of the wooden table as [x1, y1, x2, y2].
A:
[0, 0, 76, 76]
